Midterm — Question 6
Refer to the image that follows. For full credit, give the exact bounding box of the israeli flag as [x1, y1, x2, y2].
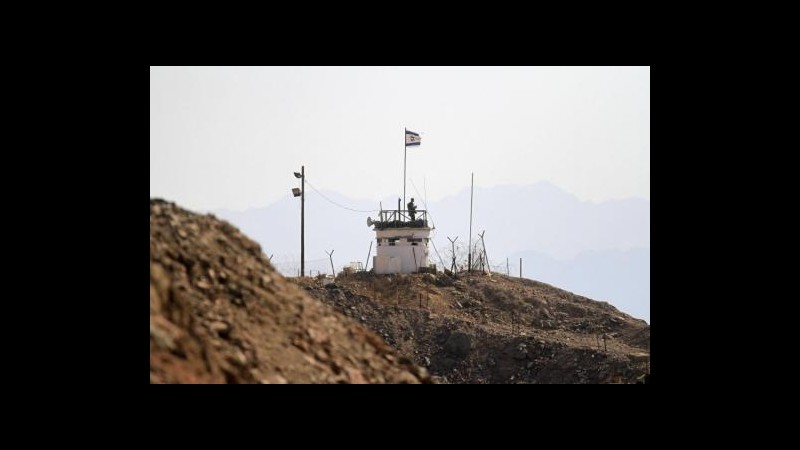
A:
[405, 130, 421, 146]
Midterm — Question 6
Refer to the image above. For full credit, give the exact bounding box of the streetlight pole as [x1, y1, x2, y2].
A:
[301, 165, 304, 277]
[292, 166, 305, 277]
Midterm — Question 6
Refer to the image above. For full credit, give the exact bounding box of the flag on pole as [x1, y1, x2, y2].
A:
[405, 129, 421, 146]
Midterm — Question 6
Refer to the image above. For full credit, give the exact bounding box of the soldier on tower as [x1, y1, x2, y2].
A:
[407, 198, 417, 221]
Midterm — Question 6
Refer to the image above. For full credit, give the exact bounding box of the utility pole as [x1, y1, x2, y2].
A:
[519, 257, 522, 278]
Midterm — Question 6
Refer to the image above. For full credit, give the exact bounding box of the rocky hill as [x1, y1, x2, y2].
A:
[150, 199, 430, 383]
[292, 271, 650, 384]
[150, 198, 649, 384]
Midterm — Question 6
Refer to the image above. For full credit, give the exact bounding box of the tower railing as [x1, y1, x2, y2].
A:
[373, 209, 428, 229]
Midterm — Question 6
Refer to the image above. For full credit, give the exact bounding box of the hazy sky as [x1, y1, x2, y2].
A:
[150, 66, 650, 211]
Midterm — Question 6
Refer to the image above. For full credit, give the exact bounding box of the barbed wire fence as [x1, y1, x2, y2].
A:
[270, 256, 329, 277]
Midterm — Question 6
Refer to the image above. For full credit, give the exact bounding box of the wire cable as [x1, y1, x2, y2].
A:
[410, 178, 436, 228]
[410, 178, 447, 268]
[304, 178, 379, 213]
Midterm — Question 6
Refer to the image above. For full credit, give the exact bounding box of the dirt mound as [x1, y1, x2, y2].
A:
[293, 271, 650, 383]
[150, 199, 430, 383]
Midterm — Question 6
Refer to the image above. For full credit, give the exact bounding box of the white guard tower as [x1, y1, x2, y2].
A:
[368, 201, 431, 274]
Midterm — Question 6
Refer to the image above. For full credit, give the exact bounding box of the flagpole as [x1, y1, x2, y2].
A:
[403, 127, 407, 218]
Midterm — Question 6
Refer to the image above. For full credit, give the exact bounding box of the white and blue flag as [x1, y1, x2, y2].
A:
[405, 129, 421, 146]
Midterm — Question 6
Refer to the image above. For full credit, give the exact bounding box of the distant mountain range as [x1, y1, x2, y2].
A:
[508, 248, 650, 323]
[214, 181, 650, 323]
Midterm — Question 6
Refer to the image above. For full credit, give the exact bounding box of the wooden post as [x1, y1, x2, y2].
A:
[326, 249, 335, 278]
[519, 258, 522, 278]
[468, 172, 473, 272]
[478, 230, 488, 273]
[365, 240, 372, 271]
[447, 236, 458, 273]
